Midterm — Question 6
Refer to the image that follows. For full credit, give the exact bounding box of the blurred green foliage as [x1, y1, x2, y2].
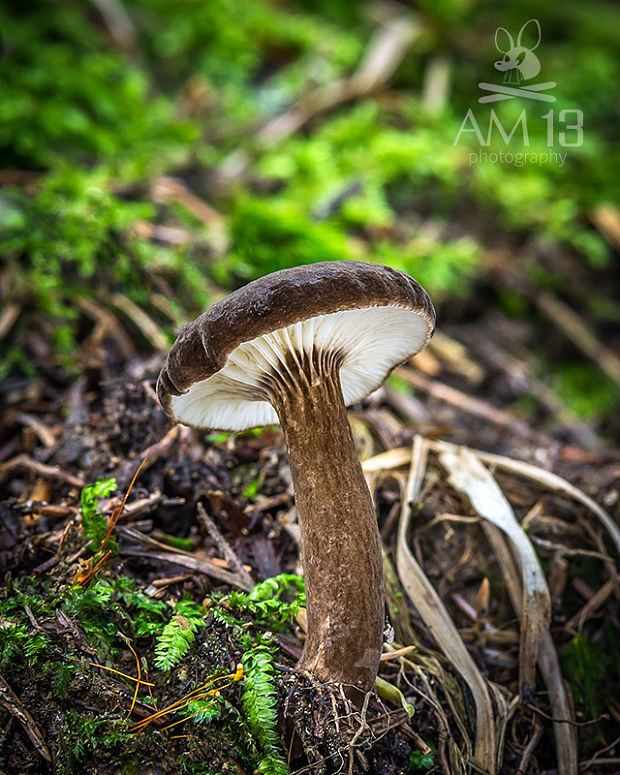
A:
[0, 4, 195, 174]
[0, 0, 619, 420]
[80, 476, 117, 552]
[553, 363, 618, 420]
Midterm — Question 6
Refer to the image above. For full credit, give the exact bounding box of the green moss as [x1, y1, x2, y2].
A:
[374, 237, 481, 299]
[56, 712, 135, 775]
[560, 635, 608, 743]
[0, 572, 303, 772]
[213, 574, 305, 631]
[553, 363, 618, 420]
[0, 166, 212, 375]
[154, 598, 206, 671]
[223, 198, 352, 283]
[80, 477, 117, 552]
[0, 620, 48, 670]
[0, 3, 195, 176]
[1, 0, 620, 419]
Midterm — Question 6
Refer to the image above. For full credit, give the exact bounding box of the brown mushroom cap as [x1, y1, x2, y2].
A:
[157, 261, 435, 431]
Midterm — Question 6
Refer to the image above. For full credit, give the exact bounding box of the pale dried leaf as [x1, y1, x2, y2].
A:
[438, 442, 620, 558]
[479, 523, 578, 775]
[378, 441, 620, 558]
[397, 436, 498, 773]
[437, 446, 551, 698]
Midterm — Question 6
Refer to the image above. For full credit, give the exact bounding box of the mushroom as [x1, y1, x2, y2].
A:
[157, 261, 435, 694]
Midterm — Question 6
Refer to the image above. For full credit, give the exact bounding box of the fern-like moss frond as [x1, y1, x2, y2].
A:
[154, 599, 206, 671]
[241, 644, 288, 775]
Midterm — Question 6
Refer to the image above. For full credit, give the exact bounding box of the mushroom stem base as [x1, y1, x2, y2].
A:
[271, 352, 384, 695]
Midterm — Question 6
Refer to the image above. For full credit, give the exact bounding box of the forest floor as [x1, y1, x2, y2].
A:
[1, 308, 619, 775]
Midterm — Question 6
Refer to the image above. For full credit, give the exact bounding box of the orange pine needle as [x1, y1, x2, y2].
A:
[130, 672, 236, 733]
[159, 704, 216, 731]
[131, 693, 207, 731]
[144, 671, 158, 710]
[62, 656, 154, 686]
[100, 455, 149, 553]
[125, 639, 142, 720]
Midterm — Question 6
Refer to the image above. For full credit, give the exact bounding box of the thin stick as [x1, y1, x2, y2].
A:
[196, 501, 254, 588]
[395, 367, 542, 443]
[0, 454, 85, 488]
[0, 672, 52, 762]
[536, 290, 620, 388]
[63, 657, 154, 686]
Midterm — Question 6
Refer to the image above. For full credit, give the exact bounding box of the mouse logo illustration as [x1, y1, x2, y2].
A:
[494, 19, 541, 84]
[478, 19, 555, 103]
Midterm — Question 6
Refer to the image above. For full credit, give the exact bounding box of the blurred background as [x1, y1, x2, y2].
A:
[1, 0, 619, 445]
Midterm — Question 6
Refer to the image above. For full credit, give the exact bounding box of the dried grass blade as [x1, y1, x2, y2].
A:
[362, 447, 412, 473]
[437, 446, 551, 699]
[432, 441, 620, 558]
[480, 525, 578, 775]
[377, 441, 620, 558]
[397, 436, 497, 773]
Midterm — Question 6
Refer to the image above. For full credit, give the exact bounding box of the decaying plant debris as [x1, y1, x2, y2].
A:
[1, 2, 620, 772]
[1, 347, 618, 775]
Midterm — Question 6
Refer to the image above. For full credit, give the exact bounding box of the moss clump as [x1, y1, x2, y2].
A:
[0, 570, 307, 774]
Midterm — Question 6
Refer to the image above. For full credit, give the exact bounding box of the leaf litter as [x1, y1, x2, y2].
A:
[1, 354, 619, 774]
[2, 348, 618, 775]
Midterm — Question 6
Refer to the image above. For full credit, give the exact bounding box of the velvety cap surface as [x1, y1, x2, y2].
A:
[157, 261, 435, 430]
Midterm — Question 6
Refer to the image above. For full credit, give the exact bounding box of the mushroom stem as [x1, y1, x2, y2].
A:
[270, 350, 384, 694]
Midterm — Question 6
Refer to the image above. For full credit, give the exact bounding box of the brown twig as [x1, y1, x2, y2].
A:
[515, 717, 543, 775]
[218, 15, 422, 181]
[0, 454, 84, 488]
[152, 176, 222, 226]
[13, 412, 56, 448]
[564, 577, 617, 631]
[120, 542, 252, 591]
[133, 220, 191, 246]
[591, 204, 620, 252]
[457, 324, 598, 447]
[0, 672, 52, 763]
[257, 17, 421, 148]
[108, 293, 169, 351]
[244, 491, 292, 515]
[196, 501, 254, 588]
[477, 521, 578, 774]
[116, 425, 190, 486]
[89, 0, 136, 50]
[0, 302, 20, 341]
[536, 290, 620, 388]
[395, 366, 543, 443]
[77, 296, 135, 360]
